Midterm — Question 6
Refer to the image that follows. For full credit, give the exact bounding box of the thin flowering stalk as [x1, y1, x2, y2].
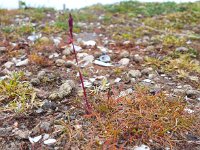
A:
[68, 13, 91, 113]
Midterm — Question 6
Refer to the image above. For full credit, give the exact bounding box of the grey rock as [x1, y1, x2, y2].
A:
[49, 80, 75, 100]
[141, 67, 153, 75]
[0, 127, 12, 136]
[65, 61, 75, 68]
[36, 90, 49, 99]
[173, 89, 185, 95]
[130, 78, 136, 83]
[132, 54, 143, 63]
[16, 59, 29, 67]
[118, 58, 130, 66]
[49, 93, 58, 100]
[148, 73, 156, 79]
[93, 51, 102, 59]
[58, 80, 75, 99]
[0, 47, 6, 53]
[35, 108, 44, 114]
[39, 37, 50, 43]
[81, 55, 94, 67]
[123, 41, 131, 45]
[189, 76, 199, 82]
[146, 45, 155, 51]
[186, 90, 200, 97]
[176, 47, 189, 52]
[49, 53, 59, 59]
[42, 100, 57, 110]
[15, 129, 29, 139]
[62, 48, 71, 56]
[30, 78, 40, 86]
[55, 59, 66, 67]
[4, 61, 14, 68]
[128, 70, 142, 78]
[119, 50, 130, 58]
[37, 70, 46, 80]
[183, 85, 193, 90]
[40, 122, 51, 132]
[82, 40, 96, 48]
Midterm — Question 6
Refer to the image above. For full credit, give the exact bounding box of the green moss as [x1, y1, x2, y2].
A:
[162, 35, 186, 47]
[17, 24, 35, 35]
[0, 72, 36, 113]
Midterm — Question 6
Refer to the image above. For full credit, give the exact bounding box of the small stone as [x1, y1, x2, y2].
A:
[119, 50, 130, 58]
[173, 89, 185, 95]
[16, 59, 29, 67]
[40, 122, 51, 132]
[0, 47, 6, 53]
[55, 59, 65, 67]
[99, 54, 111, 63]
[134, 144, 150, 150]
[142, 79, 152, 83]
[128, 70, 142, 78]
[82, 40, 96, 48]
[114, 78, 121, 83]
[189, 76, 199, 82]
[81, 55, 94, 67]
[176, 47, 188, 52]
[65, 61, 75, 68]
[58, 80, 75, 99]
[0, 127, 12, 136]
[186, 90, 200, 98]
[141, 67, 153, 75]
[62, 48, 71, 56]
[28, 34, 41, 42]
[53, 37, 61, 46]
[49, 53, 59, 59]
[37, 70, 46, 80]
[93, 51, 102, 58]
[35, 108, 44, 114]
[133, 54, 143, 63]
[39, 37, 50, 44]
[44, 139, 56, 145]
[29, 135, 42, 143]
[30, 78, 40, 86]
[118, 58, 130, 66]
[71, 44, 82, 52]
[94, 60, 113, 67]
[148, 74, 156, 79]
[146, 45, 155, 51]
[130, 78, 136, 83]
[42, 100, 57, 110]
[49, 93, 58, 100]
[123, 41, 131, 45]
[36, 90, 49, 99]
[4, 61, 14, 68]
[49, 80, 75, 100]
[183, 85, 193, 90]
[15, 129, 29, 139]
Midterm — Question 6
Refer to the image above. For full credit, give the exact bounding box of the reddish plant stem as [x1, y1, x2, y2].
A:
[71, 43, 91, 113]
[68, 13, 91, 113]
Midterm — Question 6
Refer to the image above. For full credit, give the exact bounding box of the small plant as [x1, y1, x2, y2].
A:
[28, 53, 52, 66]
[17, 24, 35, 35]
[161, 34, 186, 47]
[0, 72, 36, 112]
[145, 53, 200, 80]
[68, 13, 91, 113]
[87, 86, 199, 149]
